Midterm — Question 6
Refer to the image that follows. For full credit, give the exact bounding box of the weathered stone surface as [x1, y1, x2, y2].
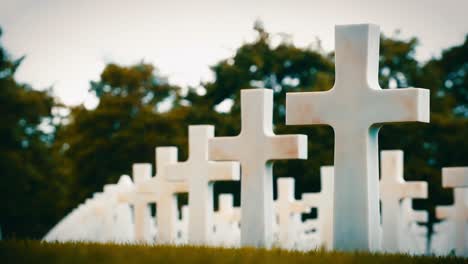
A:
[380, 150, 427, 253]
[286, 24, 430, 251]
[166, 125, 240, 245]
[209, 88, 307, 248]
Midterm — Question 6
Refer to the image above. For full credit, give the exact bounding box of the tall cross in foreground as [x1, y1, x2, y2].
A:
[166, 125, 240, 245]
[286, 24, 430, 251]
[379, 150, 427, 252]
[209, 88, 307, 247]
[437, 167, 468, 257]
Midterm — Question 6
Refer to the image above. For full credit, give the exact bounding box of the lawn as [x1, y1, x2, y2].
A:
[0, 240, 464, 264]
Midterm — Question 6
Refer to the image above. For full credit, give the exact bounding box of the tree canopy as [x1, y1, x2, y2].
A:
[0, 29, 70, 238]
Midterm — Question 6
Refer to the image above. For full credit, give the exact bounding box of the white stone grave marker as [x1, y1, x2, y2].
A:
[214, 194, 241, 247]
[275, 177, 309, 249]
[44, 176, 134, 243]
[437, 167, 468, 257]
[113, 175, 136, 242]
[399, 199, 428, 254]
[379, 150, 427, 252]
[431, 220, 455, 255]
[102, 175, 134, 243]
[119, 164, 157, 243]
[209, 88, 307, 247]
[302, 166, 334, 250]
[149, 147, 189, 244]
[175, 205, 189, 244]
[286, 24, 430, 251]
[166, 125, 240, 245]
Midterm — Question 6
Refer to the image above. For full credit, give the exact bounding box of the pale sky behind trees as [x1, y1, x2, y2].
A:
[1, 0, 467, 107]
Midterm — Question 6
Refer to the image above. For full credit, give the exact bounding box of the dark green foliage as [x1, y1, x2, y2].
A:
[0, 240, 464, 264]
[56, 63, 181, 200]
[0, 30, 71, 238]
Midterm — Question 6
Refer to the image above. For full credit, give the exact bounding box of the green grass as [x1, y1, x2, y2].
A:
[0, 240, 464, 264]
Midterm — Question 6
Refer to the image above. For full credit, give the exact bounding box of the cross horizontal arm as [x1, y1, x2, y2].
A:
[118, 192, 133, 203]
[170, 182, 189, 194]
[399, 181, 428, 199]
[442, 167, 468, 188]
[290, 201, 310, 214]
[371, 88, 430, 124]
[165, 163, 189, 182]
[286, 91, 334, 126]
[208, 136, 241, 161]
[118, 191, 158, 204]
[302, 193, 322, 207]
[267, 134, 308, 160]
[208, 161, 240, 182]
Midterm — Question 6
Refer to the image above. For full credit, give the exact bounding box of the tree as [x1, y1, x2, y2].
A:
[0, 28, 70, 239]
[55, 63, 188, 201]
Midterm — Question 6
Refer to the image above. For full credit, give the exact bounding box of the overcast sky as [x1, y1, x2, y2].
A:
[1, 0, 467, 107]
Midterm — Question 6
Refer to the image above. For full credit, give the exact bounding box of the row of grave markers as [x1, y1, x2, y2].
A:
[43, 23, 467, 256]
[43, 154, 467, 255]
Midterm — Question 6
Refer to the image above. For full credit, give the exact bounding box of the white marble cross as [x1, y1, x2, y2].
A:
[275, 177, 309, 249]
[436, 167, 468, 257]
[286, 24, 430, 251]
[400, 199, 428, 254]
[119, 164, 157, 243]
[209, 88, 307, 247]
[87, 193, 109, 242]
[302, 166, 334, 250]
[101, 184, 117, 242]
[110, 175, 135, 243]
[175, 205, 189, 245]
[214, 194, 241, 247]
[166, 125, 240, 245]
[379, 150, 427, 252]
[148, 147, 189, 244]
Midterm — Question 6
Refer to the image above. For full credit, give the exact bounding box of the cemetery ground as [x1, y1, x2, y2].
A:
[0, 240, 464, 264]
